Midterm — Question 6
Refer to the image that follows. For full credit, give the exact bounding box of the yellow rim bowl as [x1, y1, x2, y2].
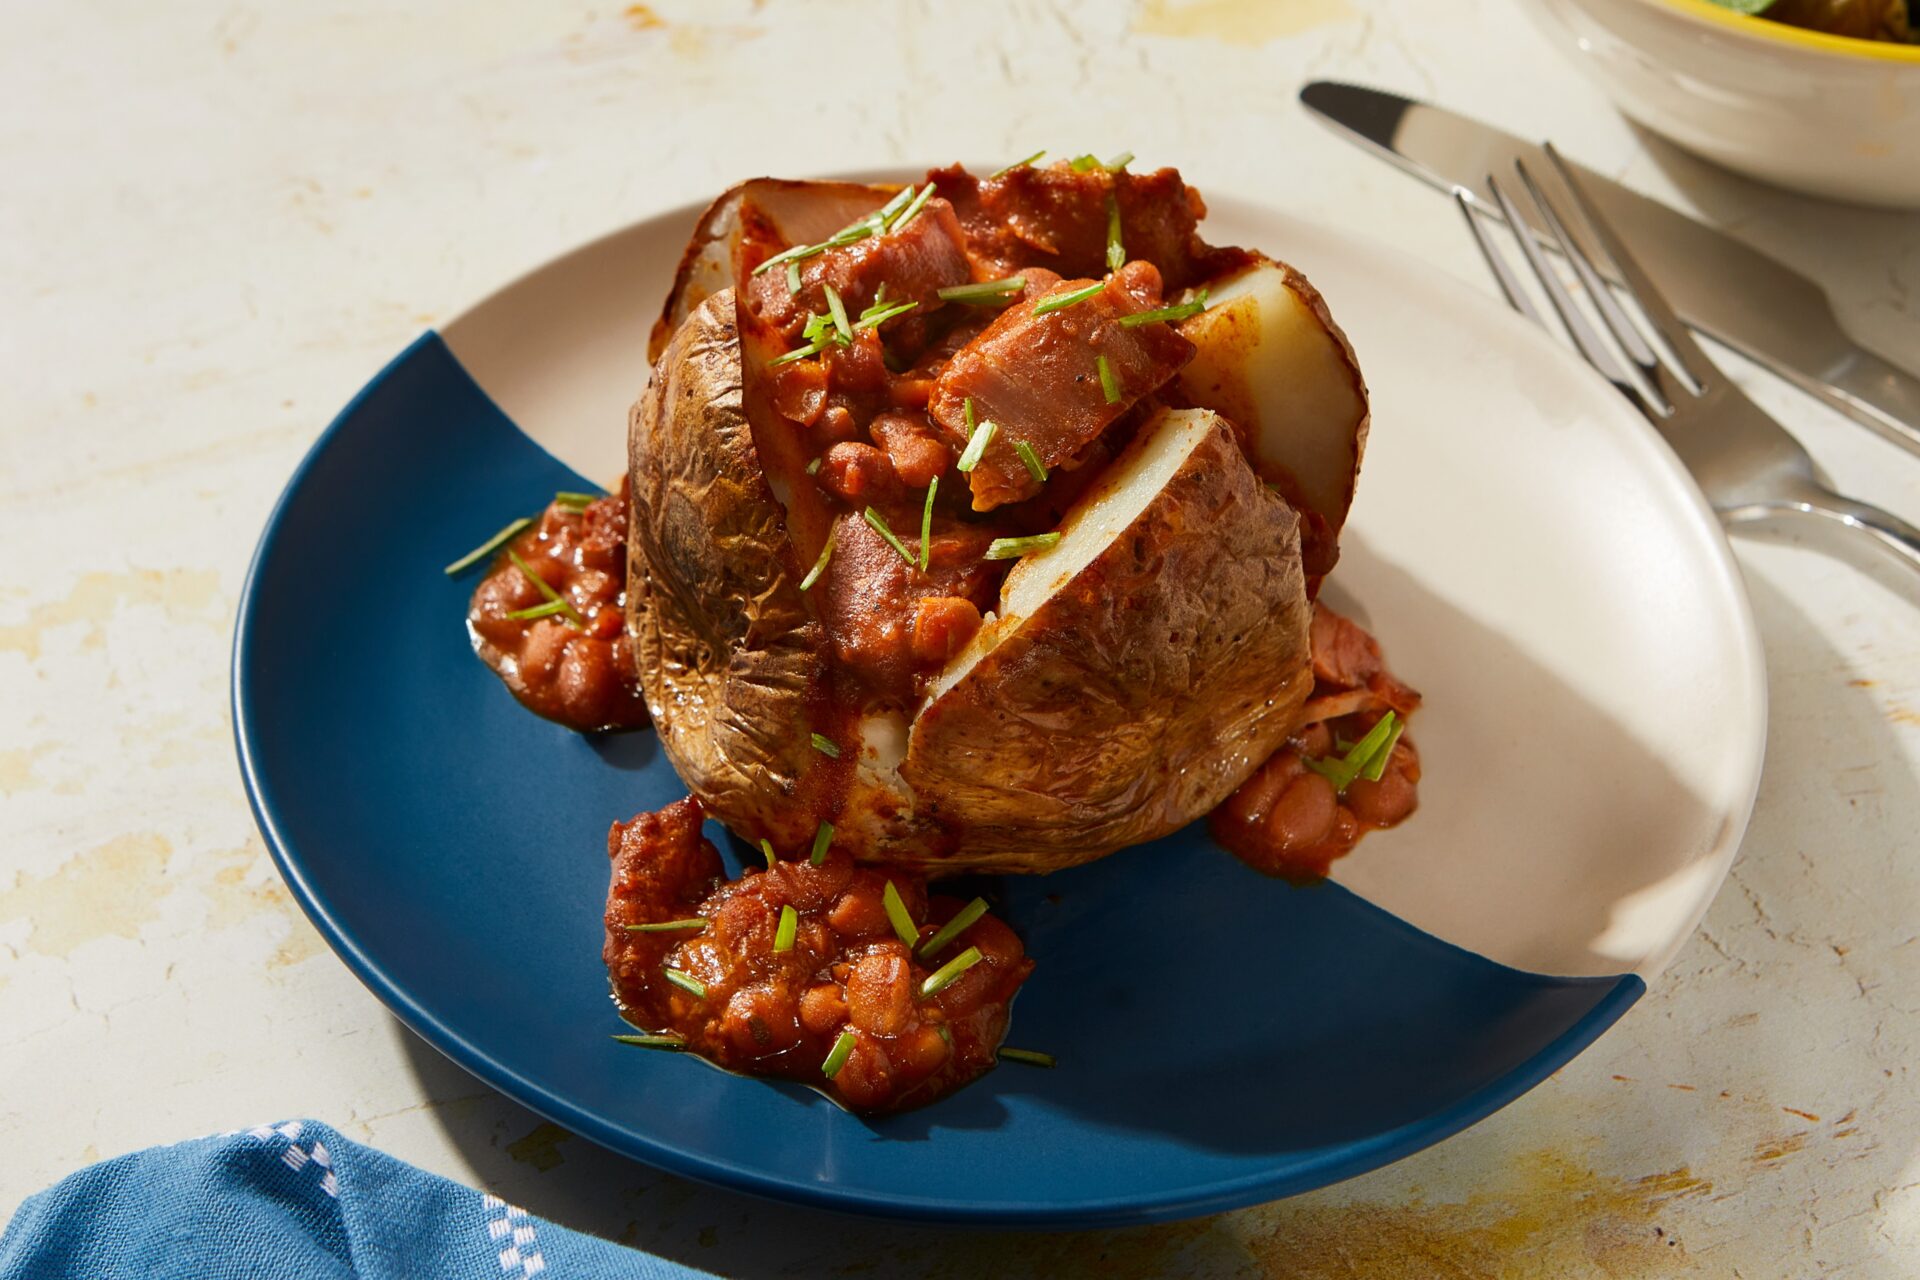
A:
[1652, 0, 1920, 64]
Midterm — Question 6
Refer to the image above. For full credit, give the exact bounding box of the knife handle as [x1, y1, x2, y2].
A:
[1817, 348, 1920, 460]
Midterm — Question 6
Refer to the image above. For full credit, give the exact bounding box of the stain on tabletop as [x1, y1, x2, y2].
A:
[0, 833, 173, 957]
[1132, 0, 1352, 45]
[0, 569, 223, 662]
[507, 1122, 573, 1172]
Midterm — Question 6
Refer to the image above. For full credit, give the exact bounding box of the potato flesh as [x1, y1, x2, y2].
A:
[1176, 258, 1367, 534]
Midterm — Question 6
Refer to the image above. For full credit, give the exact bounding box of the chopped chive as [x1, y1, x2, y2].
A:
[876, 184, 916, 222]
[1013, 439, 1048, 484]
[920, 477, 937, 572]
[936, 1024, 953, 1048]
[917, 897, 988, 957]
[799, 530, 836, 591]
[612, 1033, 687, 1051]
[810, 820, 834, 866]
[984, 532, 1061, 560]
[768, 339, 825, 368]
[750, 243, 808, 276]
[1360, 715, 1406, 784]
[822, 1029, 857, 1078]
[1118, 287, 1209, 328]
[805, 456, 823, 476]
[852, 300, 919, 332]
[882, 880, 920, 948]
[890, 182, 935, 231]
[786, 260, 802, 293]
[504, 599, 570, 622]
[1105, 150, 1134, 171]
[444, 517, 532, 575]
[624, 918, 707, 934]
[1096, 354, 1121, 404]
[824, 284, 852, 342]
[759, 837, 778, 870]
[1032, 281, 1106, 316]
[1069, 153, 1101, 173]
[810, 732, 841, 759]
[863, 507, 917, 567]
[989, 149, 1045, 178]
[920, 946, 983, 998]
[507, 549, 585, 626]
[1304, 711, 1399, 794]
[773, 904, 798, 953]
[663, 968, 706, 1000]
[936, 276, 1025, 305]
[1105, 194, 1125, 273]
[554, 490, 599, 511]
[827, 217, 879, 248]
[956, 405, 997, 474]
[998, 1047, 1057, 1068]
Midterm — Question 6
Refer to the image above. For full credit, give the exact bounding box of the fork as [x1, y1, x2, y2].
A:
[1456, 144, 1920, 572]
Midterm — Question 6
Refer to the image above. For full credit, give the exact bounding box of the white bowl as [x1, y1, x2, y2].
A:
[1533, 0, 1920, 208]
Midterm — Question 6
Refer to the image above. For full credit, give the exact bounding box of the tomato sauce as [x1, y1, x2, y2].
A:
[1209, 603, 1423, 880]
[603, 797, 1034, 1113]
[466, 485, 650, 732]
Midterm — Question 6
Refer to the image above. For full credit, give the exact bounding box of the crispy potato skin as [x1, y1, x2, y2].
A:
[899, 419, 1313, 872]
[627, 290, 830, 849]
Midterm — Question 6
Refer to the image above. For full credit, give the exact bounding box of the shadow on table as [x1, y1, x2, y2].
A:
[396, 565, 1920, 1278]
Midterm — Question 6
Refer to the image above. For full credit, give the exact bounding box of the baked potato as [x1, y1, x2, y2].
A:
[627, 162, 1368, 874]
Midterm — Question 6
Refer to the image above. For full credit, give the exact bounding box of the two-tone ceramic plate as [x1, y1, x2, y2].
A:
[233, 180, 1765, 1226]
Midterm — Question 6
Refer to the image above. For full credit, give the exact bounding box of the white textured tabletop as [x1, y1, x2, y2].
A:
[5, 1, 1919, 1275]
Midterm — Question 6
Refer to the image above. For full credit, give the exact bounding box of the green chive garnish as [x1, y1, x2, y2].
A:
[1014, 439, 1048, 484]
[1304, 711, 1400, 794]
[444, 517, 532, 576]
[825, 285, 852, 343]
[918, 897, 988, 958]
[759, 837, 777, 870]
[507, 549, 585, 627]
[1105, 194, 1125, 273]
[1105, 150, 1134, 171]
[989, 149, 1045, 178]
[624, 918, 707, 934]
[1096, 354, 1121, 404]
[937, 276, 1025, 305]
[663, 968, 706, 1000]
[920, 946, 983, 998]
[805, 456, 822, 476]
[1118, 287, 1209, 328]
[810, 820, 834, 866]
[876, 184, 917, 223]
[998, 1047, 1057, 1068]
[1361, 715, 1406, 784]
[799, 530, 835, 592]
[822, 1029, 857, 1079]
[984, 532, 1061, 560]
[936, 1024, 953, 1048]
[810, 732, 840, 759]
[891, 182, 935, 231]
[554, 490, 598, 511]
[863, 507, 916, 567]
[786, 260, 802, 293]
[504, 599, 570, 622]
[882, 881, 920, 948]
[750, 243, 811, 276]
[956, 404, 997, 474]
[768, 340, 825, 368]
[612, 1033, 687, 1051]
[920, 477, 937, 572]
[1033, 281, 1106, 316]
[773, 904, 798, 953]
[1068, 153, 1101, 173]
[852, 300, 919, 332]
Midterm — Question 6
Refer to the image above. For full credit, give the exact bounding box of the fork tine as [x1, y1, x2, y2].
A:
[1486, 173, 1648, 407]
[1542, 143, 1720, 391]
[1454, 190, 1546, 329]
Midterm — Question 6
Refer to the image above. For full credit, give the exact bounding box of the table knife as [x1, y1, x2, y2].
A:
[1299, 81, 1920, 458]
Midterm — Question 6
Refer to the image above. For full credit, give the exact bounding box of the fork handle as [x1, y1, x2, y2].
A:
[1730, 484, 1920, 572]
[1823, 349, 1920, 461]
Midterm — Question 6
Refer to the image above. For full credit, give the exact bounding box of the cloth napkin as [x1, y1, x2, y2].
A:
[0, 1119, 714, 1280]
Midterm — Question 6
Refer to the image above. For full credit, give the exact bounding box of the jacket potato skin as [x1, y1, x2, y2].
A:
[626, 290, 836, 852]
[900, 412, 1314, 872]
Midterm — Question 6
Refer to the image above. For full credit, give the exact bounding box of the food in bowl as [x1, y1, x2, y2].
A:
[444, 155, 1421, 1111]
[1711, 0, 1912, 42]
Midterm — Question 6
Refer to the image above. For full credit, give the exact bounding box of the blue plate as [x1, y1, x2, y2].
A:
[234, 193, 1762, 1225]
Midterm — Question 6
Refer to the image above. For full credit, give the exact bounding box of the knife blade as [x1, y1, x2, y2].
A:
[1299, 81, 1920, 458]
